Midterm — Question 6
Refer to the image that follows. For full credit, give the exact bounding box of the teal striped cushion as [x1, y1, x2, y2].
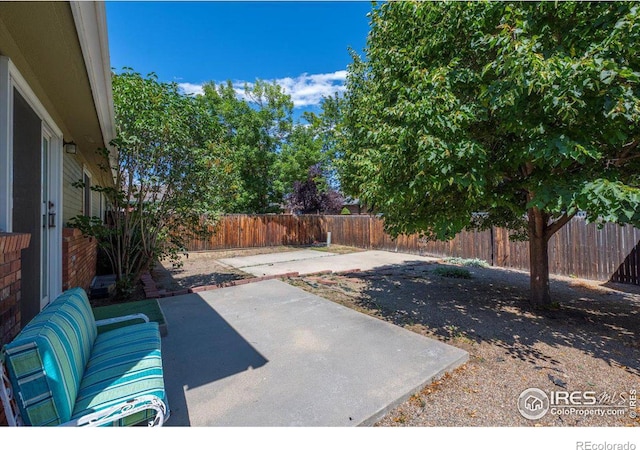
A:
[3, 287, 97, 425]
[71, 322, 167, 426]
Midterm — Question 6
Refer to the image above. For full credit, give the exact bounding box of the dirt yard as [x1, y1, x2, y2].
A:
[151, 245, 360, 291]
[152, 246, 640, 427]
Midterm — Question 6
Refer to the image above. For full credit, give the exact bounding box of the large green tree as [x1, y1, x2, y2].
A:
[340, 2, 640, 307]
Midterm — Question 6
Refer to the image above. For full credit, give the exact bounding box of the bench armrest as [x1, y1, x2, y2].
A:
[95, 313, 150, 328]
[59, 394, 169, 427]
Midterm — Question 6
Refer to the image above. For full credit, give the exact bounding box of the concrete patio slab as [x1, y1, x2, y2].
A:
[159, 279, 468, 426]
[218, 249, 334, 269]
[222, 249, 439, 277]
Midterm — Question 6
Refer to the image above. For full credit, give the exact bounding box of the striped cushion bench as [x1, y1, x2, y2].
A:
[0, 287, 169, 426]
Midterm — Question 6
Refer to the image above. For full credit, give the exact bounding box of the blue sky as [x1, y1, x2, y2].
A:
[106, 1, 372, 116]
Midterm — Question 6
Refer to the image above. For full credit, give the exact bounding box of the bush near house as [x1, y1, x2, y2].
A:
[69, 70, 234, 297]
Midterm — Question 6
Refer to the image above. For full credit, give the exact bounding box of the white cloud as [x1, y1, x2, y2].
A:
[178, 82, 204, 96]
[178, 70, 347, 108]
[273, 70, 347, 107]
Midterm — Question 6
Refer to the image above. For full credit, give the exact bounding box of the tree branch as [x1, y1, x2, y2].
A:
[605, 139, 639, 167]
[545, 211, 577, 240]
[609, 151, 640, 167]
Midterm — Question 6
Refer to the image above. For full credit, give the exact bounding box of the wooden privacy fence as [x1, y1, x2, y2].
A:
[181, 214, 640, 285]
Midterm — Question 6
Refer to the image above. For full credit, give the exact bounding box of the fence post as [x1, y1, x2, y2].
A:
[490, 226, 495, 266]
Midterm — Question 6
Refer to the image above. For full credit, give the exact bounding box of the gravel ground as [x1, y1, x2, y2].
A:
[151, 247, 639, 427]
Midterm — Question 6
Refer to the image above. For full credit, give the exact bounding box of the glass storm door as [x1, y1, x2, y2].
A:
[40, 132, 53, 309]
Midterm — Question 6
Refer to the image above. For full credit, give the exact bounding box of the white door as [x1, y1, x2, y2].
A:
[40, 131, 54, 309]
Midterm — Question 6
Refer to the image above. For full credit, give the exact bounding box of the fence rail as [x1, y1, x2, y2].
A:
[181, 214, 640, 284]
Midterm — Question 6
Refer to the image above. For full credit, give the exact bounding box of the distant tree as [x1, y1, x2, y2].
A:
[276, 122, 325, 196]
[277, 94, 346, 207]
[287, 165, 344, 215]
[305, 94, 345, 189]
[340, 2, 640, 307]
[201, 79, 293, 213]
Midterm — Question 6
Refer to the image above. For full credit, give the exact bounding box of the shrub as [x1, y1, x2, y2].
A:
[432, 266, 472, 279]
[443, 257, 489, 268]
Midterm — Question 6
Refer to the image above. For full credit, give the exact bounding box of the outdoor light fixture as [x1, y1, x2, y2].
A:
[64, 141, 77, 154]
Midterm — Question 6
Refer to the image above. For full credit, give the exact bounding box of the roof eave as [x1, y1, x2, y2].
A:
[70, 1, 117, 180]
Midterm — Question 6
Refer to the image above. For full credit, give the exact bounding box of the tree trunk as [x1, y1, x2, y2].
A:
[527, 207, 552, 307]
[529, 231, 551, 307]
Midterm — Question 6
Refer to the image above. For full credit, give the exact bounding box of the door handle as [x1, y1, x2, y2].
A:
[47, 201, 56, 228]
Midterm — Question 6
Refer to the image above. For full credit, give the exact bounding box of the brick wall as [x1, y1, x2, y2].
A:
[0, 232, 30, 426]
[62, 228, 98, 292]
[0, 233, 30, 347]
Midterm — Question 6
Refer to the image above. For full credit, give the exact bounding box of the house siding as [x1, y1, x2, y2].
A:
[61, 154, 101, 301]
[63, 153, 83, 224]
[62, 153, 101, 295]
